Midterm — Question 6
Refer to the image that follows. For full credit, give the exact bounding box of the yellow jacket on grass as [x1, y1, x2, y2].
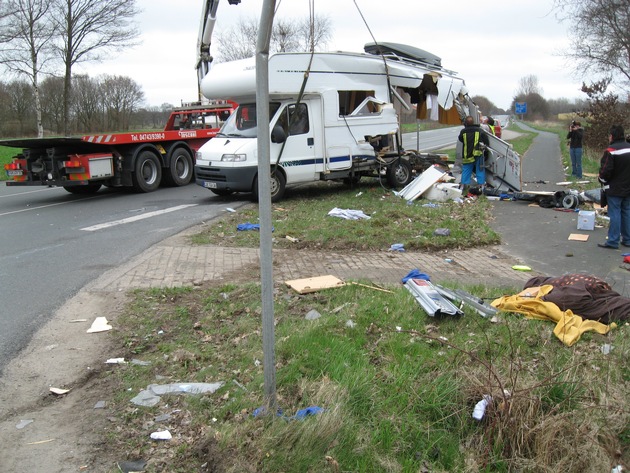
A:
[492, 285, 615, 346]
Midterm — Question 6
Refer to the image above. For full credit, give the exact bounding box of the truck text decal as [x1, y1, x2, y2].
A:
[178, 130, 197, 138]
[131, 133, 166, 142]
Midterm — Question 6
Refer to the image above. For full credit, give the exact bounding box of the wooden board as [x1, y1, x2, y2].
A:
[568, 233, 589, 241]
[285, 275, 345, 294]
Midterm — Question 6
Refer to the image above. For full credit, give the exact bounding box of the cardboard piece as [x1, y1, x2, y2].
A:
[568, 233, 589, 241]
[286, 275, 345, 294]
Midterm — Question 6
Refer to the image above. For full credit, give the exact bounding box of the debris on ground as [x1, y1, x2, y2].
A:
[130, 382, 224, 407]
[327, 208, 371, 220]
[86, 317, 112, 333]
[285, 275, 345, 294]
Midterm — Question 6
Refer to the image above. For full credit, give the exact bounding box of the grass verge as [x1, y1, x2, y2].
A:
[0, 145, 16, 181]
[104, 281, 629, 472]
[191, 181, 500, 251]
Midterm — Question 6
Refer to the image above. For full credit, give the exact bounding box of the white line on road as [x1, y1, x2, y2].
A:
[0, 187, 61, 199]
[0, 196, 101, 217]
[80, 204, 198, 231]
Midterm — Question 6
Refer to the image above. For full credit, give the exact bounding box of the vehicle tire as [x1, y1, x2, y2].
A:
[209, 188, 234, 197]
[253, 170, 286, 202]
[163, 148, 193, 187]
[386, 159, 412, 188]
[132, 151, 162, 193]
[63, 183, 102, 194]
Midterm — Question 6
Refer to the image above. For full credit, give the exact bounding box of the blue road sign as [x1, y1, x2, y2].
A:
[515, 102, 527, 114]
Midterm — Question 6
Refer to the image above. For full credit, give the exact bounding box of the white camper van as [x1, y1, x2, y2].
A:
[195, 43, 471, 201]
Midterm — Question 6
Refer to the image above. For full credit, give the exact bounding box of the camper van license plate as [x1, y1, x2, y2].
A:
[203, 181, 217, 189]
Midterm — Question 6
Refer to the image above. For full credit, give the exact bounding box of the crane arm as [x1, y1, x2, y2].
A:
[196, 0, 241, 99]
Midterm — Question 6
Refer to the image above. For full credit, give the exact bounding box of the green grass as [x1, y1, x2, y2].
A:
[105, 282, 629, 472]
[192, 182, 500, 251]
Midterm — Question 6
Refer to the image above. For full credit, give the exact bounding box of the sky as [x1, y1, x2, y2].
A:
[76, 0, 585, 112]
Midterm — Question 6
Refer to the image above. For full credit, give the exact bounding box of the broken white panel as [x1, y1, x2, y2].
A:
[423, 183, 463, 202]
[397, 165, 447, 201]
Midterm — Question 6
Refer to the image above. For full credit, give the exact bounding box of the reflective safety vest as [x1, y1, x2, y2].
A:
[488, 125, 496, 136]
[463, 131, 483, 164]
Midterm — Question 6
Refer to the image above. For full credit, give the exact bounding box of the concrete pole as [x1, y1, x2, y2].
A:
[255, 0, 277, 414]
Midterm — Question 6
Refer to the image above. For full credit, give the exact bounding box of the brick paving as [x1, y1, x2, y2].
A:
[89, 225, 538, 292]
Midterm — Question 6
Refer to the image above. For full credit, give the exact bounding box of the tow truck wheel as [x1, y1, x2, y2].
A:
[386, 159, 412, 188]
[132, 151, 162, 193]
[63, 183, 102, 194]
[253, 170, 286, 203]
[163, 148, 193, 187]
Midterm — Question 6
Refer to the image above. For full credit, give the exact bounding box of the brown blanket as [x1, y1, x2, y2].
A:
[524, 274, 630, 324]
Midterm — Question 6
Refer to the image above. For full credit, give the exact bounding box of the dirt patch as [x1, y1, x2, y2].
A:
[0, 289, 129, 472]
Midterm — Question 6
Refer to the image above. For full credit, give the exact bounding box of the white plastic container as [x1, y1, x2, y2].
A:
[577, 210, 595, 231]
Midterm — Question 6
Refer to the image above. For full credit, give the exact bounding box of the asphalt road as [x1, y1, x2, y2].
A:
[490, 122, 630, 296]
[0, 184, 249, 374]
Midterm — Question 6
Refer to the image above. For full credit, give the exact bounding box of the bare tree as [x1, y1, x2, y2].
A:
[51, 0, 140, 134]
[100, 74, 144, 131]
[515, 74, 544, 97]
[5, 79, 36, 135]
[215, 14, 333, 62]
[39, 75, 66, 133]
[0, 0, 57, 137]
[553, 0, 630, 90]
[72, 74, 103, 132]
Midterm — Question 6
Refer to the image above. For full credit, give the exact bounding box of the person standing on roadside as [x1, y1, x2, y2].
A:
[597, 124, 630, 249]
[567, 120, 584, 178]
[458, 115, 490, 195]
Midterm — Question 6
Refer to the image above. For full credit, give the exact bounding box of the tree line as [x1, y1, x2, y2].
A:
[0, 74, 173, 137]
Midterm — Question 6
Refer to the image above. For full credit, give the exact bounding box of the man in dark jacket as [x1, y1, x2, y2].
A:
[567, 120, 584, 178]
[597, 124, 630, 249]
[458, 115, 490, 195]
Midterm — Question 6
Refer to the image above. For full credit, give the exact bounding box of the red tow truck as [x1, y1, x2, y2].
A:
[2, 100, 236, 194]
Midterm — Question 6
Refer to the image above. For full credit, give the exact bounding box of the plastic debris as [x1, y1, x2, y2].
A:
[87, 317, 112, 333]
[237, 223, 260, 231]
[130, 382, 224, 406]
[433, 228, 450, 236]
[611, 466, 623, 473]
[105, 358, 126, 364]
[345, 320, 356, 328]
[154, 413, 172, 422]
[130, 359, 151, 366]
[293, 406, 325, 419]
[511, 265, 532, 271]
[472, 395, 492, 421]
[94, 400, 106, 409]
[150, 430, 172, 440]
[225, 207, 236, 212]
[16, 419, 33, 429]
[49, 387, 70, 395]
[116, 460, 147, 473]
[422, 203, 439, 208]
[401, 269, 431, 284]
[285, 235, 299, 243]
[600, 344, 613, 355]
[388, 243, 405, 252]
[305, 309, 322, 320]
[327, 207, 371, 220]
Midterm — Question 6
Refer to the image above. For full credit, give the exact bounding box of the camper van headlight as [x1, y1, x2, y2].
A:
[221, 153, 247, 162]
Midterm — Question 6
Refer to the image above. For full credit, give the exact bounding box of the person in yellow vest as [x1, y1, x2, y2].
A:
[486, 116, 496, 136]
[458, 116, 490, 195]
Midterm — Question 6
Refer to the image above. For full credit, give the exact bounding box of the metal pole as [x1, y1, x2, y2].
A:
[256, 0, 277, 414]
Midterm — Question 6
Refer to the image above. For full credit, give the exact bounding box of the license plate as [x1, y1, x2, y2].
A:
[7, 170, 23, 176]
[203, 181, 217, 189]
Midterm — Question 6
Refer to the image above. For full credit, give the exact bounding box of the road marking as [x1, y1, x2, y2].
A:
[0, 196, 102, 217]
[0, 187, 61, 199]
[80, 204, 198, 231]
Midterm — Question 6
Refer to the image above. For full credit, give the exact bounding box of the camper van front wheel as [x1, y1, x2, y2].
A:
[253, 170, 286, 202]
[386, 159, 412, 188]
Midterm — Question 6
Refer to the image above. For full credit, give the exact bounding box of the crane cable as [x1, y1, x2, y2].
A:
[271, 0, 316, 173]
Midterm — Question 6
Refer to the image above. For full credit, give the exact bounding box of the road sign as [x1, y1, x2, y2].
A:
[515, 102, 527, 114]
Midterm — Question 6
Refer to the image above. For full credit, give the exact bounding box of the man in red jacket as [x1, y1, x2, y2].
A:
[597, 124, 630, 249]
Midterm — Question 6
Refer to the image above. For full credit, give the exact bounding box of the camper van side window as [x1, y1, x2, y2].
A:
[338, 90, 375, 116]
[278, 103, 309, 136]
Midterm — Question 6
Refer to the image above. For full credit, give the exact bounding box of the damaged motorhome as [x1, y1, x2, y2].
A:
[194, 42, 482, 201]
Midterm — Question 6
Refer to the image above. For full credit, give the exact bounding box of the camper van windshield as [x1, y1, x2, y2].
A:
[217, 102, 281, 138]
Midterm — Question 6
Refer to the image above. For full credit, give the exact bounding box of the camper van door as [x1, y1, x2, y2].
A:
[271, 100, 320, 183]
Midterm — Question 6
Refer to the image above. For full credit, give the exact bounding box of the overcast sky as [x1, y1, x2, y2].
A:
[76, 0, 585, 111]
